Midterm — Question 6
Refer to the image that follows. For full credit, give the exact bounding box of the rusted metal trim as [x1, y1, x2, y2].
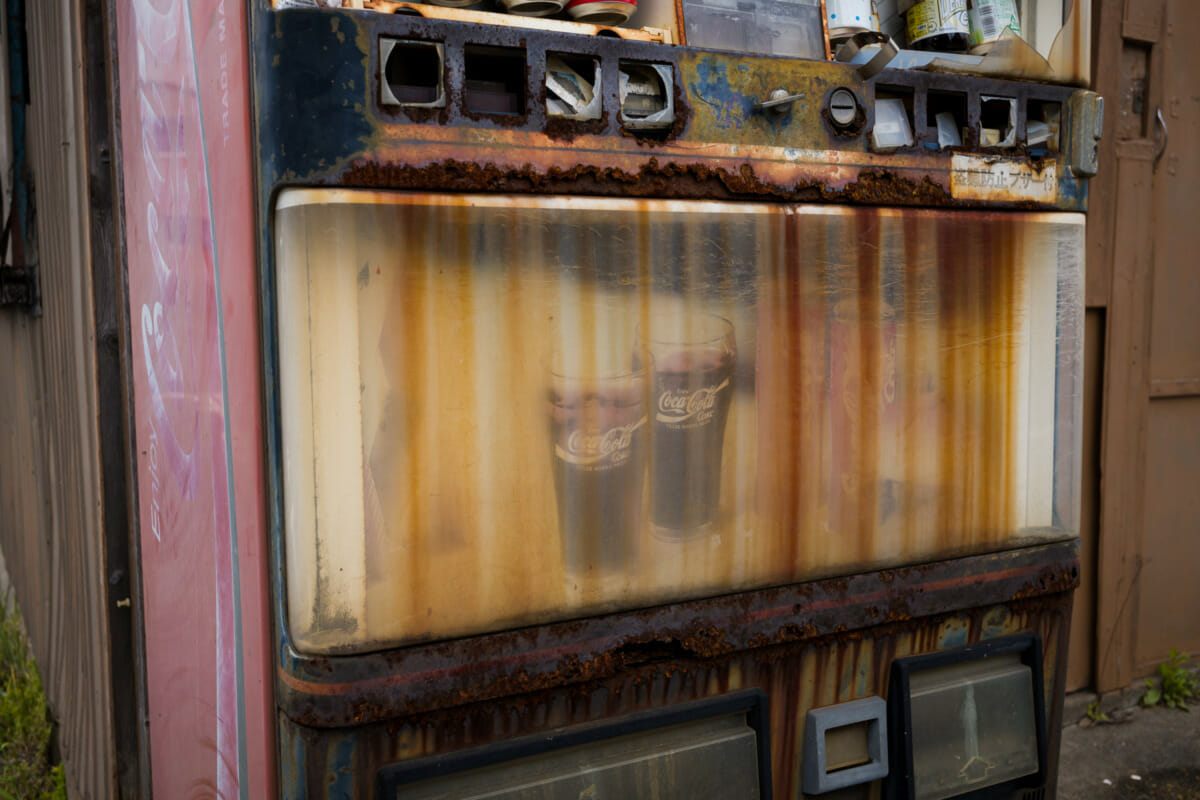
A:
[819, 0, 831, 61]
[672, 0, 686, 45]
[278, 540, 1080, 727]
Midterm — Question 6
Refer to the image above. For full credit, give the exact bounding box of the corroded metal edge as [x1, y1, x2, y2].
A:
[278, 539, 1079, 728]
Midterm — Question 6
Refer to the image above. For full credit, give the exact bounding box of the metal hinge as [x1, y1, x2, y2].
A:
[0, 193, 41, 315]
[0, 261, 39, 311]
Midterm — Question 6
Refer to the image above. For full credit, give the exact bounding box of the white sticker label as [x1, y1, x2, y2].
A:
[951, 155, 1058, 204]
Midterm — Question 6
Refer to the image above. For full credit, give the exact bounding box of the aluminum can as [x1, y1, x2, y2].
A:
[564, 0, 637, 25]
[906, 0, 969, 51]
[500, 0, 567, 15]
[967, 0, 1020, 53]
[826, 0, 879, 42]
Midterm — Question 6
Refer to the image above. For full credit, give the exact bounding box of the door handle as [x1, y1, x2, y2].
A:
[1154, 107, 1168, 169]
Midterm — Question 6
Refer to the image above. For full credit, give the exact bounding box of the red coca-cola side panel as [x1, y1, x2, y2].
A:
[116, 0, 274, 796]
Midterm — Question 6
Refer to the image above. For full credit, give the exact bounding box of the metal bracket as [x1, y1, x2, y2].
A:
[834, 31, 899, 80]
[1065, 90, 1104, 178]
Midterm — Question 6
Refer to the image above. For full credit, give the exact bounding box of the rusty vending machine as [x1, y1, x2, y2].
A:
[248, 0, 1099, 797]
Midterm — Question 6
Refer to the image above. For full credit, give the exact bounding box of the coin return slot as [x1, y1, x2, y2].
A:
[1026, 99, 1062, 151]
[803, 696, 888, 794]
[872, 86, 914, 150]
[464, 45, 526, 116]
[980, 95, 1016, 148]
[825, 721, 872, 772]
[618, 61, 674, 131]
[380, 39, 445, 108]
[546, 54, 601, 120]
[926, 90, 966, 149]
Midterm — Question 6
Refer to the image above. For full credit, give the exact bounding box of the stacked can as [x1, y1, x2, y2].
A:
[906, 0, 969, 52]
[967, 0, 1020, 53]
[826, 0, 880, 43]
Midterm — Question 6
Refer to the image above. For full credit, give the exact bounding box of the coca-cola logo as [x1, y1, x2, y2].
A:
[656, 378, 730, 424]
[556, 417, 646, 467]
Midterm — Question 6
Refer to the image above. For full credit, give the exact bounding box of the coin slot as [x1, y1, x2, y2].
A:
[380, 39, 445, 108]
[828, 88, 861, 128]
[1026, 99, 1062, 151]
[618, 61, 674, 131]
[546, 54, 601, 120]
[926, 90, 966, 148]
[980, 95, 1016, 148]
[464, 45, 527, 116]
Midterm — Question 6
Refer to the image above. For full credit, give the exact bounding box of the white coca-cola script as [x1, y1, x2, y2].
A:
[655, 378, 730, 425]
[555, 417, 647, 467]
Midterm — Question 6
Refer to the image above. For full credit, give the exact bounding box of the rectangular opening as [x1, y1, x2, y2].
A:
[618, 61, 674, 131]
[379, 694, 770, 799]
[872, 86, 914, 150]
[926, 90, 966, 149]
[381, 39, 444, 107]
[825, 721, 871, 772]
[980, 95, 1016, 148]
[546, 53, 600, 120]
[1026, 98, 1062, 151]
[465, 45, 526, 116]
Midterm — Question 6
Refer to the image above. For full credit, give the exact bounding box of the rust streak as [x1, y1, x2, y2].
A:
[335, 157, 961, 207]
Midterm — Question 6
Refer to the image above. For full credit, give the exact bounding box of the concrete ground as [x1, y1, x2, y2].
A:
[1057, 686, 1200, 799]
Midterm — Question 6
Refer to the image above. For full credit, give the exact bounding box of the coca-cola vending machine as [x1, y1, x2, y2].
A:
[115, 0, 1100, 796]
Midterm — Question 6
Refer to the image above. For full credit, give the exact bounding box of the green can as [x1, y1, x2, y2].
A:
[967, 0, 1021, 53]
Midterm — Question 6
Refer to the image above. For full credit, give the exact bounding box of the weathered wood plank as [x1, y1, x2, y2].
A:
[1094, 138, 1156, 693]
[1083, 0, 1125, 309]
[0, 1, 117, 796]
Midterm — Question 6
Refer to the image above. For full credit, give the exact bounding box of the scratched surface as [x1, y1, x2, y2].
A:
[115, 0, 274, 797]
[253, 9, 1090, 213]
[276, 590, 1076, 799]
[273, 193, 1084, 654]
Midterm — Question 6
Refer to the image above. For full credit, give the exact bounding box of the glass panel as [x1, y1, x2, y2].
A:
[275, 191, 1083, 654]
[909, 654, 1039, 800]
[390, 712, 760, 799]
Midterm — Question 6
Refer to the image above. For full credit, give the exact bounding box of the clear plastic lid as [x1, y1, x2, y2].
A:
[275, 190, 1083, 654]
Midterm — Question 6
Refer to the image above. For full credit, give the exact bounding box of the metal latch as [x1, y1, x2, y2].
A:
[754, 89, 804, 116]
[1065, 90, 1104, 178]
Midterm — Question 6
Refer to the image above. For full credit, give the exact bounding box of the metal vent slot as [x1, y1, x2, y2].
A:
[927, 90, 966, 149]
[1026, 99, 1062, 151]
[380, 39, 445, 107]
[618, 61, 674, 131]
[981, 95, 1017, 148]
[464, 45, 527, 116]
[546, 53, 601, 120]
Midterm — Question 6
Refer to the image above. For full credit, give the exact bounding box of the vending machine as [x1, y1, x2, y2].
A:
[114, 0, 1100, 797]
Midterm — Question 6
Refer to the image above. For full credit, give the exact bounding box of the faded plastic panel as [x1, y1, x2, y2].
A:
[386, 712, 760, 799]
[682, 0, 824, 60]
[908, 654, 1039, 800]
[274, 190, 1084, 654]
